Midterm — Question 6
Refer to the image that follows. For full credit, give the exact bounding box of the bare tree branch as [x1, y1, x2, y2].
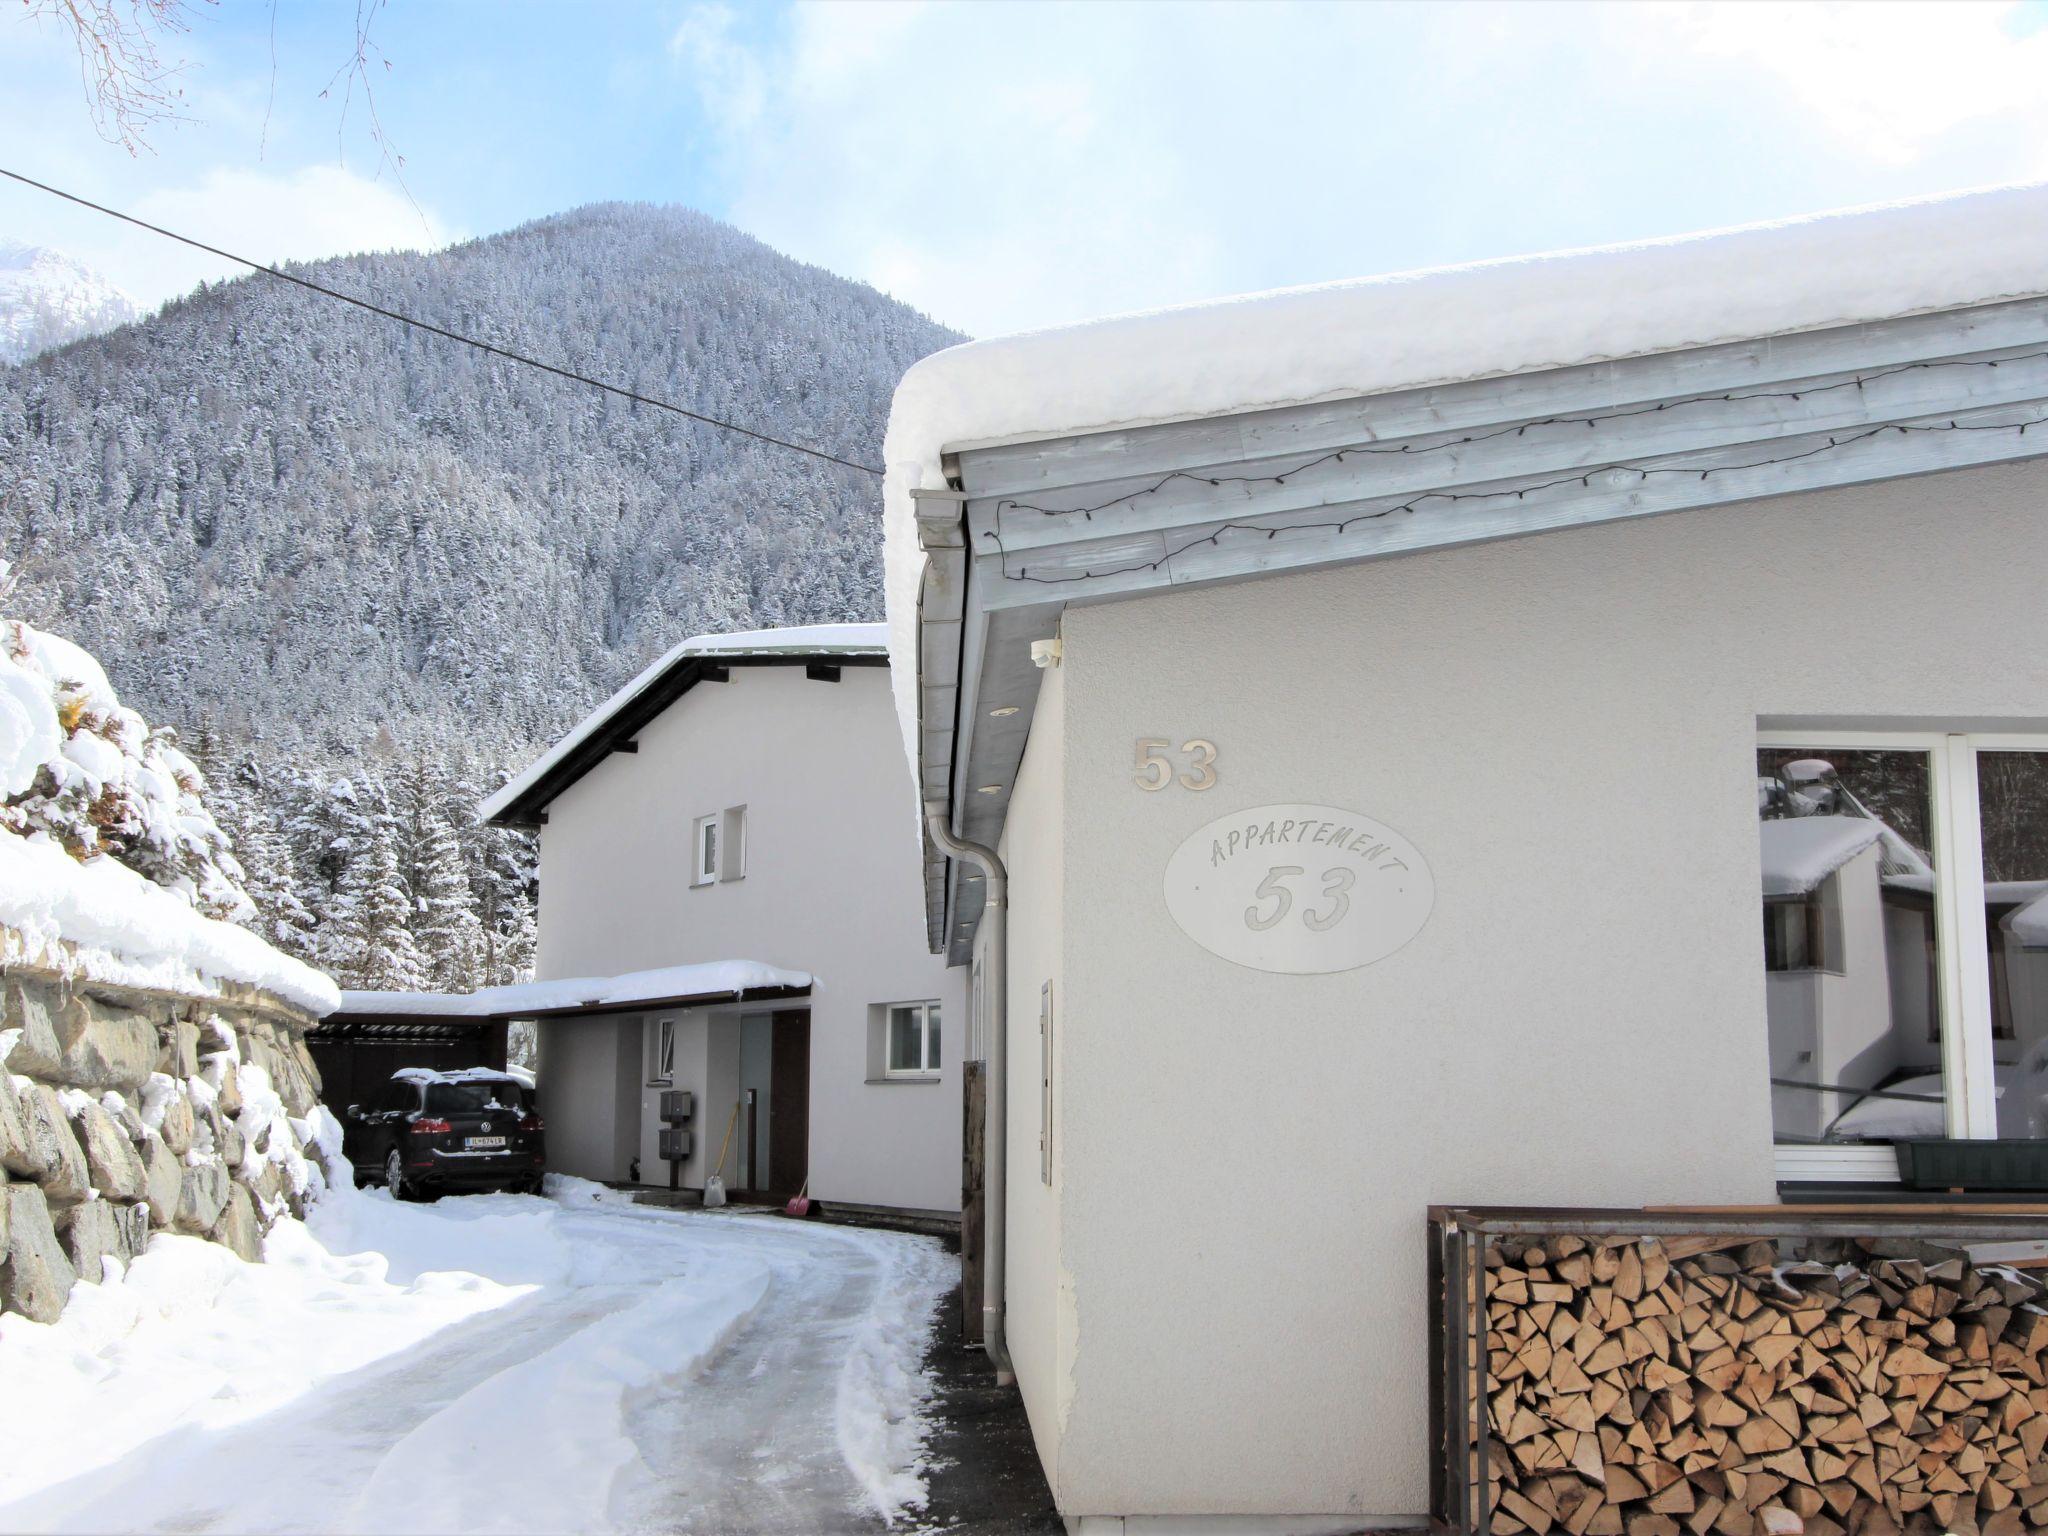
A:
[20, 0, 209, 154]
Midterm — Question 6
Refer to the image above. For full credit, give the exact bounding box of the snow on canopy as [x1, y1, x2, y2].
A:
[0, 826, 340, 1015]
[480, 623, 885, 824]
[338, 959, 813, 1019]
[1759, 816, 1885, 898]
[881, 181, 2048, 782]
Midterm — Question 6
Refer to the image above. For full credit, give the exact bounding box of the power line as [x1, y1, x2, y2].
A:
[0, 165, 885, 479]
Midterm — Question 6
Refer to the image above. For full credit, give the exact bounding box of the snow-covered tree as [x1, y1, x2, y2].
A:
[400, 757, 485, 990]
[329, 809, 427, 990]
[0, 609, 254, 922]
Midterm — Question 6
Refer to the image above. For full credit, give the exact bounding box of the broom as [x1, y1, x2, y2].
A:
[782, 1177, 811, 1219]
[703, 1101, 739, 1209]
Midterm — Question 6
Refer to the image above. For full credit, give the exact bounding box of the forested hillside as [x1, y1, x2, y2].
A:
[0, 204, 960, 990]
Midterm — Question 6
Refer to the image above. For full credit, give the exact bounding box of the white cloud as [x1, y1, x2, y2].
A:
[1643, 1, 2048, 167]
[0, 12, 457, 313]
[109, 164, 455, 307]
[657, 0, 2048, 340]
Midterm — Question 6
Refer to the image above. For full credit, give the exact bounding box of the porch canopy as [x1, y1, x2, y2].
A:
[328, 959, 815, 1030]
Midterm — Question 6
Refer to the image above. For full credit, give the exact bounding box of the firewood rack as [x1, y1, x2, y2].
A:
[1428, 1204, 2048, 1536]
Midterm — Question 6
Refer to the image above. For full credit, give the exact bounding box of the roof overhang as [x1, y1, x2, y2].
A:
[916, 294, 2048, 962]
[328, 980, 813, 1026]
[487, 650, 886, 828]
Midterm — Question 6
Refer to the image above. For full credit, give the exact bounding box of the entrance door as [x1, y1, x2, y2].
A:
[768, 1010, 810, 1199]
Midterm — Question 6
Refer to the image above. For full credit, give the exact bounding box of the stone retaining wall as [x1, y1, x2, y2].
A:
[0, 959, 336, 1323]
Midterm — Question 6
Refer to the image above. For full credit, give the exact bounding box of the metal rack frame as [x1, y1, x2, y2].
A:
[1427, 1203, 2048, 1535]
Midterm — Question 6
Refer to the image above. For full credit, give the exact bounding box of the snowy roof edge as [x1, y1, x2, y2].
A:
[480, 623, 887, 824]
[336, 958, 814, 1019]
[881, 181, 2048, 795]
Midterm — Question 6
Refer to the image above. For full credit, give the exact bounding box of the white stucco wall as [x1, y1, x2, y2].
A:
[534, 663, 964, 1212]
[991, 654, 1070, 1490]
[535, 1016, 636, 1183]
[1014, 458, 2048, 1520]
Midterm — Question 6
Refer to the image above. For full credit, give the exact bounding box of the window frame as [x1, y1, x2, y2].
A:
[649, 1016, 676, 1086]
[692, 814, 719, 886]
[883, 1000, 942, 1079]
[1757, 727, 2048, 1182]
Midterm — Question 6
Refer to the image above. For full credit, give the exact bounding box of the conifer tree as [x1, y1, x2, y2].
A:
[401, 756, 486, 990]
[330, 800, 427, 989]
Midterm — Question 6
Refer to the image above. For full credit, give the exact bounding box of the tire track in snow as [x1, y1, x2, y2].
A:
[610, 1213, 951, 1535]
[0, 1282, 649, 1534]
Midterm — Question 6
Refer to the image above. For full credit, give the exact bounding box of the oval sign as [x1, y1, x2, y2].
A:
[1163, 803, 1435, 974]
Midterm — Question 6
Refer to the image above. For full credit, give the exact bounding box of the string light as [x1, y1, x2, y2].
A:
[985, 355, 2048, 585]
[989, 348, 2048, 525]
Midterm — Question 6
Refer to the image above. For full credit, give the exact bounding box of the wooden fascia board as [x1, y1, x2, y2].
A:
[487, 654, 885, 827]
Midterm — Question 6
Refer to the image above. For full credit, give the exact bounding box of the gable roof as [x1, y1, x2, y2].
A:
[482, 624, 886, 827]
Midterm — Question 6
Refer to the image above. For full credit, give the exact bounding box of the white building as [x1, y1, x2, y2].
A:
[883, 185, 2048, 1529]
[476, 624, 965, 1219]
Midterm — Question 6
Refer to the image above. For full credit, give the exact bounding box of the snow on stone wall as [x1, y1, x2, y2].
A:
[0, 964, 341, 1323]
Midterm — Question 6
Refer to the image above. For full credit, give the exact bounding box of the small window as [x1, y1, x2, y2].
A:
[693, 815, 719, 885]
[650, 1017, 675, 1085]
[885, 1001, 941, 1077]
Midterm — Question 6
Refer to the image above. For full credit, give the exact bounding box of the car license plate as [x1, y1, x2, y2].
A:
[466, 1136, 507, 1150]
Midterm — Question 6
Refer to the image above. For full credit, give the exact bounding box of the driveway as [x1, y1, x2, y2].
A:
[0, 1186, 953, 1534]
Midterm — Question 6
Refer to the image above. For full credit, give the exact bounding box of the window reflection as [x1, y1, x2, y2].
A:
[1757, 750, 1946, 1145]
[1979, 753, 2048, 1139]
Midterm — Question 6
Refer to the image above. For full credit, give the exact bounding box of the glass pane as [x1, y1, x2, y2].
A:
[929, 1005, 941, 1070]
[701, 821, 717, 876]
[888, 1006, 922, 1072]
[1757, 749, 1946, 1146]
[1977, 752, 2048, 1139]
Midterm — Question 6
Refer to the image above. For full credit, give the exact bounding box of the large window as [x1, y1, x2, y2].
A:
[886, 1001, 941, 1078]
[1758, 733, 2048, 1179]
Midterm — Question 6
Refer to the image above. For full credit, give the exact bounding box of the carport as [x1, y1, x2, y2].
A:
[325, 960, 814, 1192]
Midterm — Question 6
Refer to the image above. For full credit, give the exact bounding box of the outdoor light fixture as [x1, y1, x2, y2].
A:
[989, 705, 1019, 717]
[978, 784, 1001, 794]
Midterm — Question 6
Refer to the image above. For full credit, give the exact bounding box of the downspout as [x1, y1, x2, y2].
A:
[924, 802, 1013, 1386]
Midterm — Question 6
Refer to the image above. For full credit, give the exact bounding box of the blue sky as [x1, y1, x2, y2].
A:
[6, 1, 2048, 337]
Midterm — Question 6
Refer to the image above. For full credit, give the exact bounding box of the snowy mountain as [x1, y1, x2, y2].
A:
[0, 204, 959, 768]
[0, 244, 140, 364]
[0, 204, 959, 988]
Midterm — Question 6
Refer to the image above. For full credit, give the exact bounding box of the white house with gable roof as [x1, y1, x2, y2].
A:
[358, 623, 967, 1220]
[885, 184, 2048, 1529]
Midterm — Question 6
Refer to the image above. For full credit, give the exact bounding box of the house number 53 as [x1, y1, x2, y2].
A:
[1133, 738, 1218, 792]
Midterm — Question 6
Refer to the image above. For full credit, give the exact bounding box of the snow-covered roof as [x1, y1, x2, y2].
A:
[336, 959, 813, 1020]
[0, 827, 341, 1016]
[2006, 890, 2048, 949]
[1759, 816, 1885, 898]
[391, 1065, 529, 1087]
[882, 182, 2048, 782]
[481, 623, 886, 826]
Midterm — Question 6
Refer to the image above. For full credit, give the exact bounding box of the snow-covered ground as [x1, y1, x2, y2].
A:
[0, 1177, 955, 1534]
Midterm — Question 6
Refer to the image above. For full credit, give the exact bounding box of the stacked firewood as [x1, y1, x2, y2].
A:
[1477, 1235, 2048, 1536]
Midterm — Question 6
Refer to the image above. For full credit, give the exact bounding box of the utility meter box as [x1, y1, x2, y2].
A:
[660, 1090, 693, 1124]
[658, 1127, 692, 1162]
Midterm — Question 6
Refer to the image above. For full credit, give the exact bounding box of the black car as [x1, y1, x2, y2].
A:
[343, 1069, 546, 1198]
